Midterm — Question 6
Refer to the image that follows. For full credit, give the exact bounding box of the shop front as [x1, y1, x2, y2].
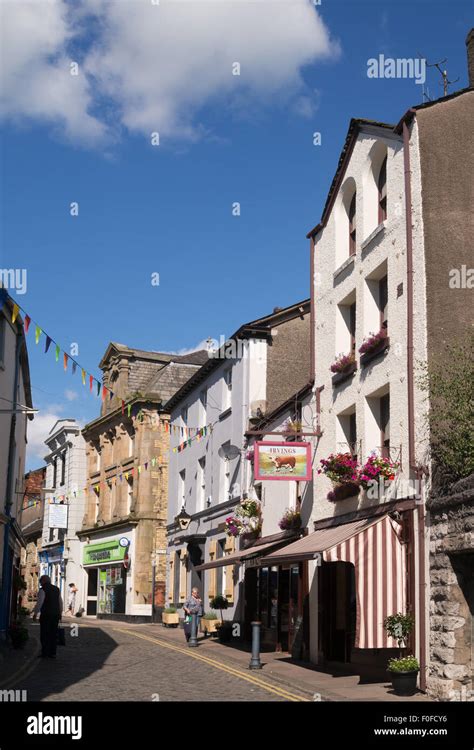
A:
[261, 510, 413, 673]
[39, 544, 65, 603]
[244, 558, 309, 657]
[83, 539, 129, 616]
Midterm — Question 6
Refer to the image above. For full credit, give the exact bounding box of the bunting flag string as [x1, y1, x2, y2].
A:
[44, 414, 218, 504]
[0, 289, 113, 402]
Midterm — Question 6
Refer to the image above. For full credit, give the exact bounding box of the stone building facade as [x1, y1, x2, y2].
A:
[20, 467, 46, 611]
[427, 475, 474, 701]
[79, 343, 206, 619]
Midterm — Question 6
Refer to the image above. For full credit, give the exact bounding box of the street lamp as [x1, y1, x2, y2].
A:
[175, 506, 191, 531]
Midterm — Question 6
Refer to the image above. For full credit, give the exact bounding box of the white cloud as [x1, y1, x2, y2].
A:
[165, 339, 211, 356]
[0, 0, 105, 144]
[26, 408, 63, 462]
[0, 0, 340, 145]
[65, 389, 79, 401]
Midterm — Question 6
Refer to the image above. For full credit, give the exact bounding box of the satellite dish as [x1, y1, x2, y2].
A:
[218, 444, 241, 460]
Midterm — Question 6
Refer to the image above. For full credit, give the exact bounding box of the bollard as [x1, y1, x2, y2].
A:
[249, 621, 262, 669]
[188, 613, 198, 648]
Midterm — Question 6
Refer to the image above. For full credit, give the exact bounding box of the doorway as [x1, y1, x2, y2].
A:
[86, 568, 98, 615]
[320, 561, 356, 663]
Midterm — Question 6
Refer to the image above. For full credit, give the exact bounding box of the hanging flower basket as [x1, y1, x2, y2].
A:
[278, 509, 302, 531]
[225, 499, 262, 539]
[319, 452, 361, 501]
[318, 453, 360, 484]
[359, 454, 400, 490]
[327, 481, 361, 502]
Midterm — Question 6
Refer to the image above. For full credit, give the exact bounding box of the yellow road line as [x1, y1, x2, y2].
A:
[113, 627, 308, 702]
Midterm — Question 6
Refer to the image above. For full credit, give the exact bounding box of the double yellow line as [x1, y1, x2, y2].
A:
[113, 627, 308, 702]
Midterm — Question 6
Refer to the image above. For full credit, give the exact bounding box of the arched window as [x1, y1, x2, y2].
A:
[348, 192, 356, 256]
[378, 155, 387, 223]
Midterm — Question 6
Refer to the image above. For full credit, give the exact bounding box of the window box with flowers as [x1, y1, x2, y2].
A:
[318, 452, 361, 501]
[225, 499, 262, 546]
[331, 352, 357, 386]
[359, 329, 390, 367]
[359, 453, 400, 491]
[278, 509, 302, 531]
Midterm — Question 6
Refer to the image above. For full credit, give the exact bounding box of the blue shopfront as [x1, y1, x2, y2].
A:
[39, 544, 65, 603]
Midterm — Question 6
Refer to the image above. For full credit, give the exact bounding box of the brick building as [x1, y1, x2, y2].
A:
[19, 467, 46, 611]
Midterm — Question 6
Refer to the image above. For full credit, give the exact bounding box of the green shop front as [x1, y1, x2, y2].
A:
[83, 539, 129, 616]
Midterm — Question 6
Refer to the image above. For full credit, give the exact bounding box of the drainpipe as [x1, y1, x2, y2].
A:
[0, 323, 23, 634]
[310, 236, 315, 382]
[402, 116, 427, 692]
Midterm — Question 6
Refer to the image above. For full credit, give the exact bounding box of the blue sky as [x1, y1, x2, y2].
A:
[0, 0, 471, 467]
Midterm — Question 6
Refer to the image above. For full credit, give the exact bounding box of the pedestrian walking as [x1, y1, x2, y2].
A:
[33, 575, 63, 658]
[66, 583, 78, 616]
[183, 587, 203, 642]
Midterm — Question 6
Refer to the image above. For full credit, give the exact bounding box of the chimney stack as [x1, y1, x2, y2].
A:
[466, 28, 474, 88]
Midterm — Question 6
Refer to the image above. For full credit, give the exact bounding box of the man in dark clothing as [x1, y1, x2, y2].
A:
[33, 575, 63, 658]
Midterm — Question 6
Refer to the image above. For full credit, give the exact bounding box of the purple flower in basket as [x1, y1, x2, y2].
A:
[358, 328, 387, 355]
[330, 351, 356, 374]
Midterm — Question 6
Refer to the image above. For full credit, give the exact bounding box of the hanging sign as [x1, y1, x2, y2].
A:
[48, 504, 68, 529]
[254, 441, 312, 481]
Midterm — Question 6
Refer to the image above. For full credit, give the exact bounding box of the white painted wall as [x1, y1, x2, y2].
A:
[42, 420, 87, 610]
[308, 122, 429, 665]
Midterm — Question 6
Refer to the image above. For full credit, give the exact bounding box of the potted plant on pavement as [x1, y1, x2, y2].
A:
[387, 655, 420, 696]
[210, 595, 232, 643]
[162, 606, 180, 627]
[200, 611, 221, 637]
[9, 620, 29, 649]
[384, 612, 418, 696]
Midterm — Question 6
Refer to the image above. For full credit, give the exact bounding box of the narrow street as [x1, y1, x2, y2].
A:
[11, 621, 309, 702]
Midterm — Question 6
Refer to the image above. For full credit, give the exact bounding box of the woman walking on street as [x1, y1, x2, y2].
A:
[183, 587, 203, 642]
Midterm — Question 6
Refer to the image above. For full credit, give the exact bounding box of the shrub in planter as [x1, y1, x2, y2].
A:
[209, 595, 228, 624]
[200, 611, 221, 636]
[384, 612, 414, 652]
[330, 352, 356, 374]
[387, 656, 420, 697]
[278, 509, 302, 531]
[162, 606, 179, 627]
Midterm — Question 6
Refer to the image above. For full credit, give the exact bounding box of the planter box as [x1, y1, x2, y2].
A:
[388, 670, 419, 697]
[331, 362, 357, 387]
[200, 619, 222, 635]
[162, 612, 180, 627]
[328, 481, 360, 501]
[360, 336, 390, 368]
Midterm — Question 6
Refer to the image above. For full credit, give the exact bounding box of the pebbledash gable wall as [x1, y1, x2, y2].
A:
[416, 90, 474, 361]
[426, 475, 474, 701]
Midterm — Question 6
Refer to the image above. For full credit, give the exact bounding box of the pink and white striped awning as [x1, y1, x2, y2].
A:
[261, 513, 407, 649]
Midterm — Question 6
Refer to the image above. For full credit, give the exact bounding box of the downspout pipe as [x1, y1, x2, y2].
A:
[310, 236, 315, 383]
[402, 115, 427, 692]
[0, 322, 23, 634]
